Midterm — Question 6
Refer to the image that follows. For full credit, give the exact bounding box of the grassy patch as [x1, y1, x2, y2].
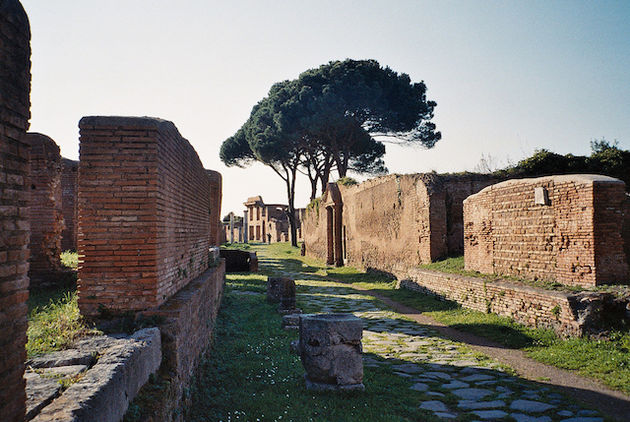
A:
[61, 250, 78, 270]
[27, 289, 98, 357]
[27, 251, 98, 357]
[420, 255, 588, 293]
[186, 281, 435, 422]
[246, 243, 630, 395]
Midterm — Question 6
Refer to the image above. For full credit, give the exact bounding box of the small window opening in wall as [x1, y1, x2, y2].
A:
[534, 187, 550, 206]
[31, 184, 36, 189]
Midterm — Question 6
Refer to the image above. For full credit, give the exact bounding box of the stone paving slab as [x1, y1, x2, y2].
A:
[293, 278, 607, 421]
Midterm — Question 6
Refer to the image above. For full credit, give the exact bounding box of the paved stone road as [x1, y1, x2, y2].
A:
[294, 278, 605, 422]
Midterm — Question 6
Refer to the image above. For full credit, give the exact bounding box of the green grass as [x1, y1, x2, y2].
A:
[186, 279, 440, 422]
[245, 243, 630, 395]
[60, 250, 79, 270]
[27, 289, 98, 357]
[27, 251, 98, 357]
[420, 255, 591, 293]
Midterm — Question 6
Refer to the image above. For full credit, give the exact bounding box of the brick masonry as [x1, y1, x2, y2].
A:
[464, 175, 629, 287]
[61, 158, 78, 251]
[207, 169, 222, 247]
[78, 116, 222, 316]
[303, 173, 496, 271]
[26, 133, 63, 286]
[397, 268, 621, 337]
[0, 0, 31, 420]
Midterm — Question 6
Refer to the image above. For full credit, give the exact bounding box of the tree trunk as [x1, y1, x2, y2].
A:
[285, 165, 299, 248]
[319, 154, 333, 193]
[309, 176, 318, 201]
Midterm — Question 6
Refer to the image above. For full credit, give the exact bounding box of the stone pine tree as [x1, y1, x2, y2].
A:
[297, 59, 441, 183]
[220, 59, 441, 246]
[221, 80, 307, 246]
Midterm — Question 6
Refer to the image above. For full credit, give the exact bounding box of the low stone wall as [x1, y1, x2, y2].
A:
[464, 175, 628, 287]
[138, 260, 225, 420]
[26, 133, 63, 287]
[29, 328, 161, 422]
[397, 268, 629, 337]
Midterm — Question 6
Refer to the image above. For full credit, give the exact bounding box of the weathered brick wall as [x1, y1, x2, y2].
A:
[303, 173, 496, 272]
[26, 133, 63, 286]
[0, 1, 31, 420]
[207, 169, 222, 246]
[78, 116, 222, 316]
[464, 175, 628, 287]
[61, 158, 78, 251]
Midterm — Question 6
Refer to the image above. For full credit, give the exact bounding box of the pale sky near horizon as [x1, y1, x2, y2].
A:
[20, 0, 630, 216]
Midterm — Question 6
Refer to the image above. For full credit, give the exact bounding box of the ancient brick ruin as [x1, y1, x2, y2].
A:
[207, 169, 222, 246]
[0, 1, 31, 420]
[78, 116, 222, 316]
[244, 195, 305, 243]
[303, 173, 497, 271]
[26, 133, 64, 286]
[221, 212, 244, 243]
[61, 158, 78, 251]
[464, 175, 629, 287]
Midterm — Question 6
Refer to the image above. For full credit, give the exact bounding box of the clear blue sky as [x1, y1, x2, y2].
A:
[21, 0, 630, 215]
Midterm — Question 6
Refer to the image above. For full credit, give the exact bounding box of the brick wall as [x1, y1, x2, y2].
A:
[61, 158, 78, 251]
[464, 175, 629, 287]
[0, 1, 31, 420]
[303, 173, 496, 272]
[26, 133, 63, 286]
[207, 169, 222, 246]
[78, 116, 222, 316]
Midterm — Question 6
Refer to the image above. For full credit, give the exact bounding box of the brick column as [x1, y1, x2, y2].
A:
[26, 133, 63, 286]
[0, 1, 31, 420]
[61, 158, 79, 251]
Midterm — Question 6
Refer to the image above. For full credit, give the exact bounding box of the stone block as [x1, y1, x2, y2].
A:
[31, 328, 161, 422]
[298, 313, 364, 390]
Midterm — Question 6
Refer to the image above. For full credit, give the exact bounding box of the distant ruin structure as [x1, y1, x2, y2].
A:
[61, 158, 78, 251]
[0, 1, 31, 420]
[302, 173, 497, 270]
[221, 212, 243, 243]
[26, 133, 63, 286]
[244, 195, 305, 243]
[464, 175, 629, 287]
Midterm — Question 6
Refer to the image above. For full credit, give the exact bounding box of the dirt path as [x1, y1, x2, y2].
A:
[352, 285, 630, 422]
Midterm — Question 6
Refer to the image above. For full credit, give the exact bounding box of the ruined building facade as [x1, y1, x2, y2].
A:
[244, 195, 304, 243]
[303, 173, 497, 269]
